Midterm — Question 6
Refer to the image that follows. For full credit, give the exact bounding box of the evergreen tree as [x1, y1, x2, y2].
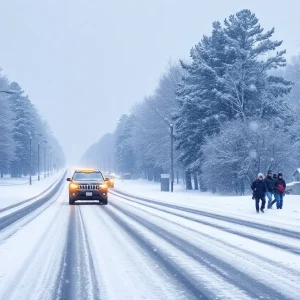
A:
[0, 75, 65, 178]
[175, 9, 291, 178]
[115, 115, 136, 176]
[9, 82, 47, 177]
[221, 10, 291, 120]
[175, 21, 230, 174]
[9, 83, 33, 177]
[0, 94, 16, 177]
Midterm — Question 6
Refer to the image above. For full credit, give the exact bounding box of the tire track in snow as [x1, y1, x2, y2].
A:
[101, 205, 211, 299]
[0, 182, 65, 245]
[0, 173, 66, 232]
[128, 198, 300, 278]
[56, 204, 100, 300]
[0, 171, 65, 214]
[112, 189, 300, 239]
[109, 200, 291, 300]
[0, 189, 69, 300]
[110, 190, 300, 255]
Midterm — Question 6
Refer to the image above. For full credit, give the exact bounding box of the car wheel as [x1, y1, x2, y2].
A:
[69, 197, 75, 205]
[99, 198, 108, 205]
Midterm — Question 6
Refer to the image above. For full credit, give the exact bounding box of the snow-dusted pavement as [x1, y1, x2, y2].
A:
[0, 180, 299, 300]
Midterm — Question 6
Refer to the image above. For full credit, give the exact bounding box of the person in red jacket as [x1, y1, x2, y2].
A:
[274, 172, 286, 209]
[251, 173, 267, 213]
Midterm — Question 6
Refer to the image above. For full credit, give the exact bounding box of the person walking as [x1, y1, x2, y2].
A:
[251, 173, 267, 213]
[269, 173, 278, 208]
[264, 170, 274, 209]
[274, 172, 286, 209]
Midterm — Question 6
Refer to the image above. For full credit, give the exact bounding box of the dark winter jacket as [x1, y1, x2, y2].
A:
[274, 178, 286, 194]
[251, 180, 267, 198]
[264, 175, 275, 193]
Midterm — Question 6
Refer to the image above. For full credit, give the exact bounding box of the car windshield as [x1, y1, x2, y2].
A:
[72, 172, 104, 181]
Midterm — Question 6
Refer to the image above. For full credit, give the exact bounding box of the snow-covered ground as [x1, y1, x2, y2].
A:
[0, 170, 65, 209]
[0, 176, 299, 299]
[115, 179, 300, 232]
[0, 184, 68, 300]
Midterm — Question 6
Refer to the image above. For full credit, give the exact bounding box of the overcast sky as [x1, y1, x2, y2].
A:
[0, 0, 299, 163]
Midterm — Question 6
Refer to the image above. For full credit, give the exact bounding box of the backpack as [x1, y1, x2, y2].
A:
[277, 183, 285, 193]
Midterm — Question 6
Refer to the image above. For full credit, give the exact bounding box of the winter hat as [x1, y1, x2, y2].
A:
[278, 172, 283, 177]
[257, 173, 264, 179]
[267, 170, 272, 174]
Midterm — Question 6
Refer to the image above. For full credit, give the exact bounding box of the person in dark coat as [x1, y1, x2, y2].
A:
[251, 173, 267, 213]
[273, 172, 286, 209]
[264, 170, 274, 209]
[269, 174, 278, 208]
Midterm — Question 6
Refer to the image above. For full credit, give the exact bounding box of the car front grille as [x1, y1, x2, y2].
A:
[79, 184, 98, 190]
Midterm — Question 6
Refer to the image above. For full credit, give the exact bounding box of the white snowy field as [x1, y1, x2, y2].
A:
[0, 170, 65, 209]
[115, 179, 300, 232]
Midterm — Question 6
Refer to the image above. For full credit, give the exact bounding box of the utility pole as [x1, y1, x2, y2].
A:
[48, 151, 50, 177]
[29, 137, 32, 185]
[170, 124, 174, 193]
[147, 100, 175, 192]
[44, 148, 46, 178]
[38, 140, 47, 181]
[49, 151, 53, 176]
[46, 146, 51, 177]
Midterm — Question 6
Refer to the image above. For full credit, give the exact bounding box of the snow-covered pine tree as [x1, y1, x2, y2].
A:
[115, 114, 136, 177]
[221, 9, 292, 121]
[175, 21, 232, 189]
[175, 9, 292, 190]
[9, 82, 36, 177]
[0, 94, 16, 177]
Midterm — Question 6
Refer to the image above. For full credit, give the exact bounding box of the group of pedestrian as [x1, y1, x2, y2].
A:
[251, 170, 286, 213]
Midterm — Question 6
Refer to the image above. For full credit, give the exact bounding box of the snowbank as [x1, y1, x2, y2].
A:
[0, 170, 65, 209]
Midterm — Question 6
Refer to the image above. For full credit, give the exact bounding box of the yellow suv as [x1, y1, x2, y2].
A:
[66, 169, 109, 205]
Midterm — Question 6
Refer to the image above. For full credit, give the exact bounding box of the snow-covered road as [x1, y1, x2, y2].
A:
[0, 181, 299, 300]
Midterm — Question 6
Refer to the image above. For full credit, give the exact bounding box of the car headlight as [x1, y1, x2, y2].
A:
[70, 183, 79, 189]
[99, 183, 107, 189]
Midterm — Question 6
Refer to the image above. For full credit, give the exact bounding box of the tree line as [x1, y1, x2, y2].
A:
[0, 73, 65, 178]
[81, 9, 300, 194]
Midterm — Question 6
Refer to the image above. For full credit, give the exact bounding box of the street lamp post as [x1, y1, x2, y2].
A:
[50, 152, 52, 175]
[146, 100, 175, 192]
[48, 150, 52, 177]
[44, 148, 46, 178]
[170, 124, 174, 193]
[45, 146, 51, 177]
[47, 150, 50, 177]
[38, 141, 47, 181]
[29, 136, 32, 185]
